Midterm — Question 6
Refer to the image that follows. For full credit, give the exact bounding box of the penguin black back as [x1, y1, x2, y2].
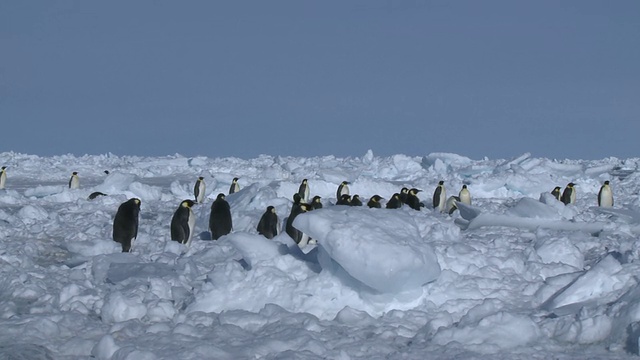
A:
[336, 194, 351, 206]
[171, 199, 196, 245]
[350, 194, 363, 206]
[367, 195, 383, 208]
[406, 188, 422, 210]
[561, 183, 576, 205]
[551, 186, 561, 201]
[113, 198, 141, 252]
[88, 191, 108, 200]
[209, 193, 232, 240]
[257, 206, 279, 239]
[386, 193, 403, 209]
[400, 187, 409, 204]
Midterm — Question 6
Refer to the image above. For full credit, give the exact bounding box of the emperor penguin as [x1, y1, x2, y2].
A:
[551, 186, 562, 201]
[406, 188, 423, 210]
[286, 202, 311, 244]
[336, 194, 351, 205]
[0, 166, 7, 189]
[171, 200, 196, 246]
[386, 193, 403, 209]
[336, 181, 350, 201]
[458, 185, 471, 205]
[311, 196, 323, 210]
[598, 180, 614, 207]
[229, 177, 240, 195]
[194, 176, 206, 204]
[350, 194, 363, 206]
[209, 193, 232, 240]
[112, 198, 141, 252]
[445, 196, 461, 215]
[367, 195, 383, 208]
[399, 188, 409, 204]
[69, 172, 80, 189]
[257, 205, 279, 239]
[298, 179, 310, 203]
[561, 183, 576, 205]
[88, 191, 107, 200]
[433, 181, 446, 212]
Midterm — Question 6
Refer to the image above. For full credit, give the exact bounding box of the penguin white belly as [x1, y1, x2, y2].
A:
[186, 209, 196, 247]
[69, 176, 80, 189]
[599, 188, 613, 207]
[437, 190, 446, 212]
[0, 172, 5, 189]
[459, 190, 471, 205]
[196, 182, 206, 203]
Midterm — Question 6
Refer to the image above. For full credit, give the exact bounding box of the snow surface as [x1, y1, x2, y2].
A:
[2, 151, 640, 359]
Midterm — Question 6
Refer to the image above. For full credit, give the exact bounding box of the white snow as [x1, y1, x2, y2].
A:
[1, 151, 640, 359]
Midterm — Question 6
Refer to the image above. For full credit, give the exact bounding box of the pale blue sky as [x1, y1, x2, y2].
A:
[2, 1, 639, 160]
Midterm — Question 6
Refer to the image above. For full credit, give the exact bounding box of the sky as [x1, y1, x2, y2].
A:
[1, 0, 639, 160]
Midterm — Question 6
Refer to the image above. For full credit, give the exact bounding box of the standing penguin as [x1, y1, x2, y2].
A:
[286, 202, 311, 244]
[257, 206, 279, 239]
[433, 181, 446, 212]
[598, 180, 614, 207]
[298, 179, 310, 203]
[386, 193, 403, 209]
[367, 195, 383, 208]
[406, 188, 423, 210]
[229, 177, 240, 195]
[336, 181, 350, 201]
[561, 183, 576, 205]
[194, 177, 206, 204]
[171, 200, 196, 246]
[0, 166, 7, 189]
[311, 196, 323, 210]
[113, 198, 141, 252]
[458, 185, 471, 205]
[209, 193, 232, 240]
[350, 194, 363, 206]
[69, 172, 80, 189]
[551, 186, 562, 201]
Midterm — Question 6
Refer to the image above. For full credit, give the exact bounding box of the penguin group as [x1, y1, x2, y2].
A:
[547, 180, 614, 208]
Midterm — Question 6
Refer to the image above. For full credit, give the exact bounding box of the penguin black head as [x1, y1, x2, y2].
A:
[293, 193, 302, 204]
[72, 172, 78, 175]
[181, 199, 196, 208]
[312, 195, 322, 203]
[104, 170, 109, 175]
[438, 180, 444, 186]
[401, 188, 409, 194]
[409, 188, 422, 195]
[233, 177, 239, 182]
[462, 185, 467, 189]
[392, 193, 401, 200]
[216, 193, 226, 200]
[199, 176, 204, 181]
[371, 195, 383, 202]
[267, 205, 276, 213]
[342, 181, 350, 185]
[553, 186, 561, 191]
[302, 179, 308, 184]
[567, 182, 575, 188]
[2, 166, 6, 170]
[604, 180, 610, 185]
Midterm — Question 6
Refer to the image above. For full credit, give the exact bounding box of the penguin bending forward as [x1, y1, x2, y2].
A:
[209, 193, 232, 240]
[194, 177, 206, 203]
[350, 194, 363, 206]
[171, 200, 196, 246]
[550, 187, 562, 201]
[598, 180, 613, 207]
[386, 193, 403, 209]
[113, 198, 141, 252]
[257, 206, 279, 239]
[406, 188, 423, 210]
[311, 196, 323, 210]
[367, 195, 383, 208]
[286, 202, 311, 244]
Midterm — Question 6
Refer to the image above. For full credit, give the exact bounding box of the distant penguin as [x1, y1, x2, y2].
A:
[88, 191, 107, 200]
[386, 193, 403, 209]
[298, 179, 310, 203]
[350, 194, 363, 206]
[445, 196, 461, 215]
[458, 185, 471, 205]
[433, 181, 446, 212]
[406, 188, 422, 210]
[194, 176, 206, 203]
[209, 193, 232, 240]
[551, 186, 562, 201]
[336, 194, 351, 205]
[399, 187, 409, 204]
[336, 181, 350, 201]
[104, 170, 110, 175]
[257, 206, 279, 239]
[69, 172, 80, 189]
[311, 196, 323, 210]
[171, 200, 196, 246]
[286, 202, 311, 244]
[367, 195, 383, 208]
[0, 166, 7, 189]
[598, 180, 613, 207]
[112, 198, 141, 252]
[561, 183, 576, 205]
[229, 177, 240, 195]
